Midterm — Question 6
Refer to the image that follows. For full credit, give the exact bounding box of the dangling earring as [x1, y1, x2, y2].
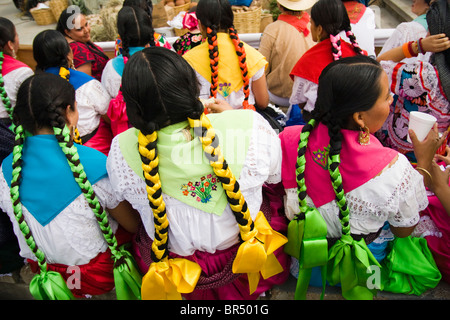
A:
[12, 49, 16, 59]
[358, 125, 370, 146]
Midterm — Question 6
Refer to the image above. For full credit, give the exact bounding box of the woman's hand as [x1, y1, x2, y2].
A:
[410, 123, 447, 169]
[435, 146, 450, 165]
[421, 33, 450, 53]
[205, 99, 233, 113]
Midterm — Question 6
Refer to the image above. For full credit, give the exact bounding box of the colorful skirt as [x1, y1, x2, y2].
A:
[132, 183, 291, 300]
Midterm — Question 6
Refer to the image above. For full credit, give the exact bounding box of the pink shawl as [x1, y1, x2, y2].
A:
[280, 123, 398, 207]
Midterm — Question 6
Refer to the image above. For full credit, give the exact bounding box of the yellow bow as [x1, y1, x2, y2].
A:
[141, 258, 202, 300]
[59, 66, 70, 81]
[232, 211, 288, 294]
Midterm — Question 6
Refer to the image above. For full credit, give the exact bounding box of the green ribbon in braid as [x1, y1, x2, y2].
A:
[285, 118, 381, 300]
[284, 119, 328, 300]
[9, 124, 75, 300]
[326, 152, 380, 300]
[53, 125, 142, 300]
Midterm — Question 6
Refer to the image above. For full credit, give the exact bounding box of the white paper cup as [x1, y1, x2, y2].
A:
[407, 111, 437, 143]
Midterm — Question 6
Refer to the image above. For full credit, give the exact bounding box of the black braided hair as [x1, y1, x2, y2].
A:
[117, 6, 156, 59]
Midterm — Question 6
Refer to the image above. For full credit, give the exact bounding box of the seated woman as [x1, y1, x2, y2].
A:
[183, 0, 269, 112]
[114, 0, 172, 56]
[280, 55, 434, 299]
[376, 0, 450, 162]
[258, 0, 316, 109]
[101, 6, 159, 141]
[288, 0, 365, 123]
[0, 73, 140, 299]
[0, 17, 34, 127]
[57, 9, 110, 81]
[33, 30, 111, 147]
[106, 47, 290, 300]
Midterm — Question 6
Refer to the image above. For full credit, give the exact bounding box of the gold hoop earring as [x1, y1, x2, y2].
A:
[358, 125, 370, 146]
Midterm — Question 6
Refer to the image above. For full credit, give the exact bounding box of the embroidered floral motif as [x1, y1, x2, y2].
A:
[181, 174, 218, 203]
[312, 146, 330, 170]
[218, 82, 231, 97]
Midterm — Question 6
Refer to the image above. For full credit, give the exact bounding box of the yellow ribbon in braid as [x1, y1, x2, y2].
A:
[188, 113, 288, 294]
[138, 131, 202, 300]
[58, 66, 82, 145]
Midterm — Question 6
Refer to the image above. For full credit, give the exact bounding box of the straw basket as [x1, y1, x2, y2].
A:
[233, 5, 261, 34]
[30, 3, 57, 25]
[49, 0, 68, 21]
[172, 0, 190, 16]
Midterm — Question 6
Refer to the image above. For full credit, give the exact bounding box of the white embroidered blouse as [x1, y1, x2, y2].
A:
[284, 154, 428, 238]
[195, 67, 265, 109]
[106, 111, 282, 256]
[0, 176, 120, 265]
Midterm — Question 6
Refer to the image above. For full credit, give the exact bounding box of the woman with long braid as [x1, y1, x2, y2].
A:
[33, 30, 111, 150]
[288, 0, 365, 124]
[107, 46, 289, 300]
[0, 17, 33, 128]
[0, 73, 141, 299]
[183, 0, 269, 112]
[281, 55, 441, 299]
[101, 6, 159, 142]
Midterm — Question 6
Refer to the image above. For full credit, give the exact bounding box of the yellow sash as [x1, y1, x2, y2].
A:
[183, 33, 267, 96]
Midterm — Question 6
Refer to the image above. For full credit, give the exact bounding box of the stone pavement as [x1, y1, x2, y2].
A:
[1, 263, 450, 300]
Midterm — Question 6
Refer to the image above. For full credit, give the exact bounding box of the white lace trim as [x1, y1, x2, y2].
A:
[284, 154, 427, 238]
[412, 215, 443, 238]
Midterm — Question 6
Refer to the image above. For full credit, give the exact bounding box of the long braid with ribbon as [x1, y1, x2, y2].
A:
[286, 113, 380, 300]
[228, 26, 255, 111]
[49, 102, 142, 300]
[345, 30, 363, 55]
[139, 110, 287, 299]
[188, 112, 287, 294]
[206, 26, 219, 99]
[0, 51, 12, 120]
[139, 127, 202, 300]
[330, 33, 342, 61]
[8, 77, 75, 300]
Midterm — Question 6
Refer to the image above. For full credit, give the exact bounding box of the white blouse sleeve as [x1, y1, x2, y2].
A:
[289, 76, 318, 112]
[0, 67, 34, 118]
[101, 60, 123, 99]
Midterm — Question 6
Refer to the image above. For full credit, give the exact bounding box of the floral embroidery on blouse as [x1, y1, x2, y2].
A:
[218, 82, 231, 98]
[180, 174, 218, 203]
[312, 145, 330, 170]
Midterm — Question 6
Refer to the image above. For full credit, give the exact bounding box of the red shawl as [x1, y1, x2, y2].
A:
[290, 38, 359, 84]
[277, 12, 310, 36]
[2, 54, 29, 76]
[344, 1, 367, 24]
